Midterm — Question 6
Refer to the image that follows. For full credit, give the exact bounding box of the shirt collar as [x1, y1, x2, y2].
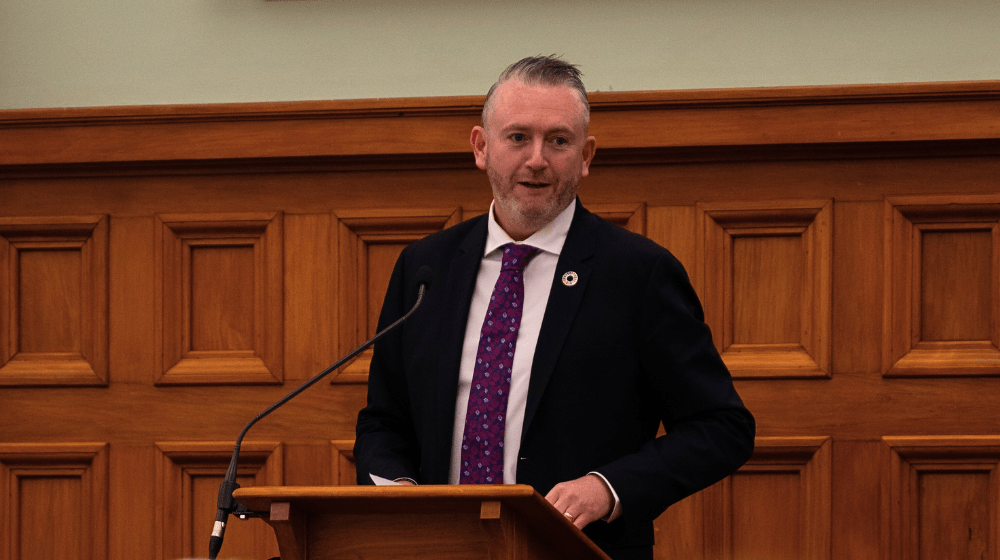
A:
[485, 199, 576, 258]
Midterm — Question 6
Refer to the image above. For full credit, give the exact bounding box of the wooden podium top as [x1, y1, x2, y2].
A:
[237, 484, 538, 513]
[234, 485, 611, 560]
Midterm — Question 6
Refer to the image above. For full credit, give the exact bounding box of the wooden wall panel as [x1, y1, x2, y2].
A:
[2, 81, 1000, 560]
[333, 208, 461, 384]
[0, 443, 108, 560]
[155, 441, 281, 560]
[655, 437, 832, 560]
[884, 196, 1000, 377]
[921, 230, 992, 341]
[699, 201, 832, 378]
[0, 216, 108, 386]
[706, 437, 832, 560]
[154, 213, 283, 385]
[883, 436, 1000, 560]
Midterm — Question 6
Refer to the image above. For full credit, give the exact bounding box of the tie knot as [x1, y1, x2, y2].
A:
[500, 244, 537, 271]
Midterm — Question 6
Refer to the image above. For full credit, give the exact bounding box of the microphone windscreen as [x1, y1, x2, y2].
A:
[415, 265, 434, 288]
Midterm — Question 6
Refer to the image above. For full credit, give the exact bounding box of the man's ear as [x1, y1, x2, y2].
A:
[580, 136, 597, 177]
[470, 126, 488, 170]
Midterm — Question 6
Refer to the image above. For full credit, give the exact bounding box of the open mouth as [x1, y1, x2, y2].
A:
[518, 181, 551, 189]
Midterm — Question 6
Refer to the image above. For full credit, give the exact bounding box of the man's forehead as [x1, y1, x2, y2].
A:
[488, 80, 587, 131]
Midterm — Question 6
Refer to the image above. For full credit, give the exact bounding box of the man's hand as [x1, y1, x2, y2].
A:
[544, 473, 614, 530]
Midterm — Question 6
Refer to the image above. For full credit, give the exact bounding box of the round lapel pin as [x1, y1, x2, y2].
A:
[562, 271, 579, 286]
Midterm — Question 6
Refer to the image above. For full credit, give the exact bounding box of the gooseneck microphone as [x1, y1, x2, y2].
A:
[207, 266, 433, 559]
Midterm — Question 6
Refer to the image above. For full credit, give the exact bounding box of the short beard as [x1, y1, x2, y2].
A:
[488, 166, 578, 236]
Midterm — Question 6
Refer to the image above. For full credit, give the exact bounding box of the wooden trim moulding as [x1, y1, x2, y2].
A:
[2, 81, 999, 167]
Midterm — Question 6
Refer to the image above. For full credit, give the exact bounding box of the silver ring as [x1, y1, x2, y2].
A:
[564, 512, 575, 520]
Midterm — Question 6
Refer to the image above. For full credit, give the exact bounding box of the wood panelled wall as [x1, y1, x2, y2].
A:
[1, 81, 999, 560]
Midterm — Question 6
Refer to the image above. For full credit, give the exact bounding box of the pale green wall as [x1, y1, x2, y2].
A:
[1, 0, 998, 109]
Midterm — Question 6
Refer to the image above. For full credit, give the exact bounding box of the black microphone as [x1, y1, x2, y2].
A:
[414, 264, 434, 291]
[207, 266, 433, 559]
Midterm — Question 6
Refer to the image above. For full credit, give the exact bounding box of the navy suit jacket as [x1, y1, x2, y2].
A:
[355, 200, 755, 554]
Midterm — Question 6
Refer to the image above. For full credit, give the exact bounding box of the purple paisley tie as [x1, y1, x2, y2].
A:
[460, 243, 538, 484]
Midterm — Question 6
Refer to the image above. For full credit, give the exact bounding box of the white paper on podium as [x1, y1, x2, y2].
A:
[370, 473, 402, 486]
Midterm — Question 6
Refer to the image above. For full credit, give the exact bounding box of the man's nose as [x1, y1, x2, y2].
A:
[525, 140, 548, 170]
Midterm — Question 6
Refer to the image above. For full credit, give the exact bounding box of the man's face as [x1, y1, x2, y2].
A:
[471, 80, 596, 240]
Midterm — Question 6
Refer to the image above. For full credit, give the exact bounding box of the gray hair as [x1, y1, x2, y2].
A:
[481, 55, 590, 130]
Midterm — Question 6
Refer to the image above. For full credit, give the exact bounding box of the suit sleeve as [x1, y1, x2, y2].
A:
[597, 252, 755, 522]
[354, 252, 422, 484]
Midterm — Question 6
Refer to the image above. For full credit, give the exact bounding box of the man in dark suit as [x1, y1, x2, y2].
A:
[355, 56, 754, 560]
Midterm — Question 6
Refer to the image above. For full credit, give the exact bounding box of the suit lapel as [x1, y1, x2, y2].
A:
[432, 216, 488, 472]
[521, 201, 597, 441]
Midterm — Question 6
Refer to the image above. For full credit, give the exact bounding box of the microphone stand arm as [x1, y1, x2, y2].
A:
[207, 283, 428, 559]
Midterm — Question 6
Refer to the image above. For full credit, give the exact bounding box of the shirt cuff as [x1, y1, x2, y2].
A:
[587, 472, 622, 522]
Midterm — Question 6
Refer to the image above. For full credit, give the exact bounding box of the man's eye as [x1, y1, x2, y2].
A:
[511, 133, 526, 142]
[553, 137, 568, 146]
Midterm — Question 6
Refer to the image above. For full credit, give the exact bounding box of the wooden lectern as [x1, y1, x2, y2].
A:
[234, 485, 611, 560]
